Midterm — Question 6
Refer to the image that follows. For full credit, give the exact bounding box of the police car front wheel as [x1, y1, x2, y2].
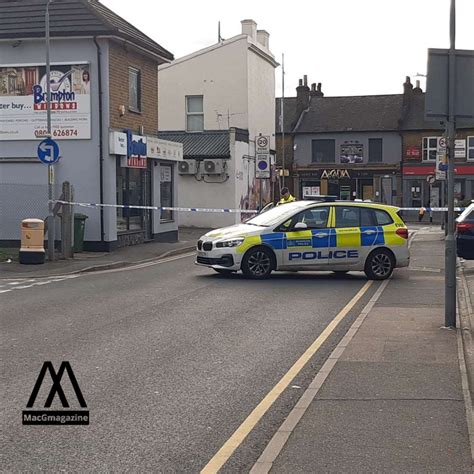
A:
[364, 249, 395, 280]
[242, 247, 274, 279]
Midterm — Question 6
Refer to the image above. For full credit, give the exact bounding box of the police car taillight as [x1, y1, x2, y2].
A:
[396, 228, 409, 239]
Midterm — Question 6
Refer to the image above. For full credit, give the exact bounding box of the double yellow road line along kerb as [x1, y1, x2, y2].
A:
[201, 280, 374, 473]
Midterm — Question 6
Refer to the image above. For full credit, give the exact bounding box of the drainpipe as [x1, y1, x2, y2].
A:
[94, 36, 105, 245]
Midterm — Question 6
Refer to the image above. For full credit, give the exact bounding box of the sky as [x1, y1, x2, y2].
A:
[101, 0, 474, 98]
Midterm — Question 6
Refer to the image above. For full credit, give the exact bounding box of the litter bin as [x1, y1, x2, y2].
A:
[74, 214, 88, 253]
[19, 218, 45, 264]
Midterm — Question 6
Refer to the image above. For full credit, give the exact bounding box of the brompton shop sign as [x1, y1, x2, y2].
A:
[0, 63, 91, 140]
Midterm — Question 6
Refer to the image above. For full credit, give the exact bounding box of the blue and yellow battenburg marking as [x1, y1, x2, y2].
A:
[236, 224, 404, 254]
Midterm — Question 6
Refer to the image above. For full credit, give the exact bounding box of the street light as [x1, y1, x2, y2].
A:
[45, 0, 55, 261]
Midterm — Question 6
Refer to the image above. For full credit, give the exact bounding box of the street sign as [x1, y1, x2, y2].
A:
[37, 138, 60, 165]
[256, 135, 270, 154]
[256, 154, 270, 179]
[427, 175, 436, 184]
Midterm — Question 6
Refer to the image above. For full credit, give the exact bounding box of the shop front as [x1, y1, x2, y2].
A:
[109, 130, 183, 247]
[294, 166, 401, 205]
[403, 163, 474, 208]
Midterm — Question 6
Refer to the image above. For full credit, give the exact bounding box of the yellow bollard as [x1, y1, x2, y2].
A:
[19, 219, 45, 264]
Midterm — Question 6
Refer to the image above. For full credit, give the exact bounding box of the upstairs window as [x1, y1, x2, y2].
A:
[186, 95, 204, 132]
[128, 67, 141, 112]
[468, 136, 474, 161]
[422, 137, 438, 161]
[368, 138, 383, 162]
[312, 139, 335, 163]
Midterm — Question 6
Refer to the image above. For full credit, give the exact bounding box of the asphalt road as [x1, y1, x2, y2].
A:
[1, 255, 377, 472]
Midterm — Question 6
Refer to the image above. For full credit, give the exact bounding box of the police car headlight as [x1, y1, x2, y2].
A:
[216, 238, 244, 248]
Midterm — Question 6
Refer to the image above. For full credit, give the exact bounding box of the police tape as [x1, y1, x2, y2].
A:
[50, 200, 259, 214]
[51, 200, 465, 214]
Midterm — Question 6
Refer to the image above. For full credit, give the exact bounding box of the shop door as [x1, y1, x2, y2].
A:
[363, 185, 374, 201]
[143, 162, 153, 240]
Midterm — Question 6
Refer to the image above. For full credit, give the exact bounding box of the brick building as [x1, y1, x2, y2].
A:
[0, 0, 182, 250]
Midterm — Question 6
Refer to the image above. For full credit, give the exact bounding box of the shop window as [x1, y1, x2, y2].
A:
[186, 96, 204, 132]
[312, 139, 335, 163]
[368, 138, 383, 162]
[160, 164, 173, 221]
[116, 160, 144, 232]
[468, 136, 474, 161]
[129, 67, 141, 112]
[422, 137, 437, 161]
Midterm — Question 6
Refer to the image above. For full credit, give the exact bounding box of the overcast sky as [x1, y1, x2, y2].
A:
[102, 0, 474, 98]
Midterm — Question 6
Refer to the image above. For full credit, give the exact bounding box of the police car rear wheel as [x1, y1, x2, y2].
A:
[242, 247, 273, 279]
[365, 249, 394, 280]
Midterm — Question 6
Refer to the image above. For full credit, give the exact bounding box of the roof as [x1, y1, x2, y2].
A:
[296, 94, 404, 133]
[0, 0, 173, 62]
[157, 131, 231, 159]
[275, 97, 297, 133]
[402, 92, 474, 130]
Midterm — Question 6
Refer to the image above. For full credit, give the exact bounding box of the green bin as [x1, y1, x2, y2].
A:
[73, 214, 88, 253]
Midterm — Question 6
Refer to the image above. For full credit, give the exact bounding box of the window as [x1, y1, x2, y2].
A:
[293, 207, 330, 229]
[186, 95, 204, 132]
[312, 139, 335, 163]
[335, 206, 360, 228]
[368, 138, 383, 163]
[129, 67, 141, 112]
[160, 164, 173, 221]
[422, 137, 438, 161]
[468, 136, 474, 161]
[375, 209, 393, 226]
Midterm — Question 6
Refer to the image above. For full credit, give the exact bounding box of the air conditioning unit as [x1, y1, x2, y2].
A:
[203, 159, 224, 175]
[178, 160, 198, 175]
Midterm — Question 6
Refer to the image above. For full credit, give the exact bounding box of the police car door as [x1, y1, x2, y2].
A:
[331, 205, 363, 267]
[281, 206, 332, 268]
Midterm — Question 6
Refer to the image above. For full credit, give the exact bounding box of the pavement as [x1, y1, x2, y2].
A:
[0, 227, 208, 278]
[252, 227, 474, 473]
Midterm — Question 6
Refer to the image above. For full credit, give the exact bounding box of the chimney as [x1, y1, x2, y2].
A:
[295, 76, 310, 120]
[241, 19, 257, 41]
[402, 76, 414, 107]
[413, 79, 423, 94]
[256, 29, 270, 49]
[310, 82, 324, 97]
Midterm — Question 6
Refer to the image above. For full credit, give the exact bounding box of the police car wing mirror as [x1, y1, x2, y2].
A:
[294, 222, 308, 230]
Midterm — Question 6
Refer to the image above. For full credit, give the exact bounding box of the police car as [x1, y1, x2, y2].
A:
[196, 201, 409, 280]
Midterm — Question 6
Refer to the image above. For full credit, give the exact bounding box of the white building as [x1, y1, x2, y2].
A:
[158, 20, 278, 228]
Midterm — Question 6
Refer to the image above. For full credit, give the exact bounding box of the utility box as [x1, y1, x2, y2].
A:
[19, 218, 45, 264]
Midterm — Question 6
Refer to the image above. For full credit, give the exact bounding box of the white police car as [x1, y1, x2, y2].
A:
[196, 201, 410, 280]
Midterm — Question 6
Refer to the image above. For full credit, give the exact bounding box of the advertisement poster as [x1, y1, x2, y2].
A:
[0, 63, 91, 140]
[340, 143, 363, 164]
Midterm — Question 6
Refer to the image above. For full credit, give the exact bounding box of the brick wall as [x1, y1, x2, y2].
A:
[402, 129, 474, 164]
[108, 41, 158, 134]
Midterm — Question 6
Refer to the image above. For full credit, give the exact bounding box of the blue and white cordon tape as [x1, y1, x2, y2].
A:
[51, 200, 465, 213]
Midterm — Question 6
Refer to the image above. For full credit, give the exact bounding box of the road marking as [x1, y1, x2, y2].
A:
[201, 280, 374, 474]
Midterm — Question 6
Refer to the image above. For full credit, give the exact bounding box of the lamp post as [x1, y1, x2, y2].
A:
[46, 0, 55, 261]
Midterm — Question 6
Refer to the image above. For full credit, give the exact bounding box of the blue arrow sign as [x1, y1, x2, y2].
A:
[37, 138, 60, 165]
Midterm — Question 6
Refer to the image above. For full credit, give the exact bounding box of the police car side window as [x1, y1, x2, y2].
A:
[374, 209, 393, 226]
[335, 207, 360, 228]
[361, 208, 376, 226]
[293, 207, 329, 229]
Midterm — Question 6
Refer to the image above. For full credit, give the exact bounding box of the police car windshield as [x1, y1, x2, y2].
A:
[246, 202, 308, 227]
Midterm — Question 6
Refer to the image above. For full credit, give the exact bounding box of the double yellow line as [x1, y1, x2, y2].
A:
[201, 280, 373, 473]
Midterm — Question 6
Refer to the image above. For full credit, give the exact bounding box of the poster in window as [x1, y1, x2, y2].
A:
[160, 166, 172, 182]
[0, 63, 91, 140]
[340, 143, 363, 164]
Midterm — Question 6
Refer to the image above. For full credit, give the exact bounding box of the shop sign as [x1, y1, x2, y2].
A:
[160, 165, 172, 182]
[321, 169, 351, 179]
[340, 143, 363, 164]
[406, 146, 421, 159]
[121, 129, 147, 168]
[303, 186, 320, 198]
[0, 63, 91, 140]
[148, 136, 183, 161]
[109, 131, 127, 155]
